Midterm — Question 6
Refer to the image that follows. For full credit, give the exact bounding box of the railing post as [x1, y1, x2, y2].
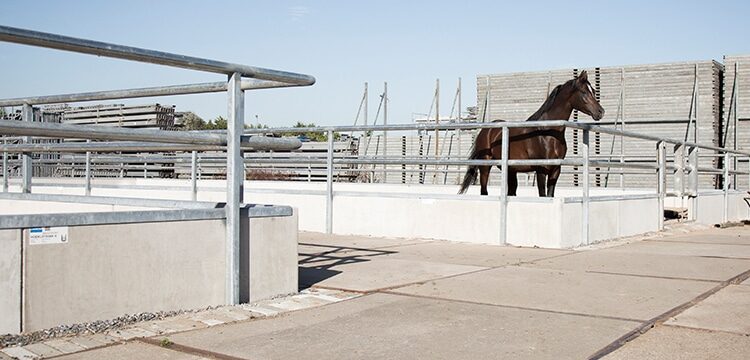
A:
[85, 142, 91, 196]
[2, 148, 8, 192]
[21, 104, 33, 193]
[657, 141, 666, 231]
[582, 129, 590, 245]
[326, 130, 334, 234]
[688, 147, 699, 221]
[225, 72, 244, 305]
[191, 150, 197, 201]
[723, 152, 730, 223]
[499, 126, 509, 245]
[674, 144, 685, 200]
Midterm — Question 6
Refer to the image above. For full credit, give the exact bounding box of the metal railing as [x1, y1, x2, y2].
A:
[0, 25, 315, 305]
[4, 119, 750, 247]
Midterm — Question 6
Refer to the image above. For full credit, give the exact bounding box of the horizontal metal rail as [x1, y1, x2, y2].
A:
[0, 192, 220, 209]
[0, 137, 301, 152]
[0, 121, 302, 150]
[0, 79, 306, 107]
[0, 208, 226, 229]
[0, 25, 315, 85]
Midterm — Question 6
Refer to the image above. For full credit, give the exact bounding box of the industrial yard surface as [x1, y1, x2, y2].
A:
[4, 225, 750, 360]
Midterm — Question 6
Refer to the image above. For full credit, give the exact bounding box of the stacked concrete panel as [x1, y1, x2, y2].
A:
[722, 55, 750, 189]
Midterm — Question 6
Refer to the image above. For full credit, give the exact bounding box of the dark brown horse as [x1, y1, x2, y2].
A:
[459, 70, 604, 197]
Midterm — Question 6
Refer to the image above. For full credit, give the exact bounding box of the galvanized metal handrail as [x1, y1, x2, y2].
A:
[0, 25, 315, 85]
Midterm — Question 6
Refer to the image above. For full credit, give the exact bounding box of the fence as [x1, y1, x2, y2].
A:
[0, 25, 315, 305]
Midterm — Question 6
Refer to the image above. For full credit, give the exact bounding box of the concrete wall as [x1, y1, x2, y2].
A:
[23, 219, 227, 331]
[0, 198, 299, 334]
[0, 229, 21, 334]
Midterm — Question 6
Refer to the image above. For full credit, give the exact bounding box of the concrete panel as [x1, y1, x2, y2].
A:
[392, 266, 716, 321]
[0, 229, 21, 334]
[529, 249, 750, 281]
[299, 231, 430, 254]
[654, 228, 750, 245]
[607, 240, 750, 259]
[506, 199, 561, 248]
[241, 213, 299, 303]
[299, 253, 485, 292]
[603, 325, 750, 360]
[618, 198, 659, 237]
[378, 241, 570, 268]
[589, 200, 619, 241]
[55, 341, 209, 360]
[23, 219, 227, 331]
[165, 293, 639, 360]
[665, 285, 750, 334]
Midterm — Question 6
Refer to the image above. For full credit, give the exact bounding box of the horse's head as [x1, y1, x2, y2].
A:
[570, 71, 605, 120]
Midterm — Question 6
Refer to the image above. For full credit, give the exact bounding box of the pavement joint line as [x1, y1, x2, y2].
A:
[298, 239, 437, 255]
[587, 267, 750, 359]
[379, 290, 644, 323]
[137, 338, 247, 360]
[696, 255, 750, 260]
[581, 270, 725, 284]
[661, 323, 750, 337]
[645, 239, 750, 246]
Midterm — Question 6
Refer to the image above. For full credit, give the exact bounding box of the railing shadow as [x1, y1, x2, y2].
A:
[298, 242, 397, 290]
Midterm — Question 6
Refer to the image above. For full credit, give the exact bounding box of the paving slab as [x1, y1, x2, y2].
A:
[529, 249, 750, 281]
[299, 231, 429, 254]
[392, 266, 716, 321]
[649, 228, 750, 245]
[607, 240, 750, 259]
[300, 255, 486, 291]
[376, 241, 570, 267]
[22, 342, 63, 358]
[665, 285, 750, 335]
[165, 293, 639, 360]
[603, 325, 750, 360]
[55, 342, 208, 359]
[742, 277, 750, 286]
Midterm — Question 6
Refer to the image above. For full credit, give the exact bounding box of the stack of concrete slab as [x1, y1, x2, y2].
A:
[60, 104, 176, 129]
[722, 55, 750, 189]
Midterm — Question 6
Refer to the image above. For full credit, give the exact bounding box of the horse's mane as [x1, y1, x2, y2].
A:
[527, 80, 573, 121]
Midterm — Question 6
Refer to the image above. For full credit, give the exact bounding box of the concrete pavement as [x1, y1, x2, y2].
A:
[4, 226, 750, 359]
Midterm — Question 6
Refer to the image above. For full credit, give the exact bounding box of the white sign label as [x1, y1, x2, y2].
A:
[29, 227, 69, 245]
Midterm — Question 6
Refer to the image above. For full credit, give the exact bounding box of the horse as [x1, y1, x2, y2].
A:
[458, 70, 604, 197]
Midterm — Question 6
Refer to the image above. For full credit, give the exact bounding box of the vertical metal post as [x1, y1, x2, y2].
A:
[457, 77, 462, 184]
[723, 152, 730, 223]
[191, 150, 198, 201]
[499, 127, 509, 245]
[21, 104, 33, 193]
[582, 129, 590, 245]
[435, 79, 440, 157]
[688, 147, 699, 221]
[620, 67, 626, 190]
[326, 130, 334, 234]
[2, 149, 7, 192]
[85, 141, 91, 196]
[382, 82, 388, 183]
[226, 72, 244, 305]
[657, 142, 666, 231]
[674, 144, 686, 209]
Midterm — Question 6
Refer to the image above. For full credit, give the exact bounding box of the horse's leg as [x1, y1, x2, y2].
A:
[479, 166, 491, 195]
[536, 171, 547, 197]
[546, 166, 561, 197]
[507, 170, 518, 196]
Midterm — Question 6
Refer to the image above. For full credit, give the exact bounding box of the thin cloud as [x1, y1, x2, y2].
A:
[287, 6, 310, 22]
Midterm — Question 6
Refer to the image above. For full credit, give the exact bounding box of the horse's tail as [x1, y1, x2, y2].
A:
[458, 145, 480, 194]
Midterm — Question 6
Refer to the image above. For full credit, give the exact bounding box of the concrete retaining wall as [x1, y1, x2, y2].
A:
[0, 199, 298, 334]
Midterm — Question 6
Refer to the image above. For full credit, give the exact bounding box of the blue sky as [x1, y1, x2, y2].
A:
[1, 0, 748, 127]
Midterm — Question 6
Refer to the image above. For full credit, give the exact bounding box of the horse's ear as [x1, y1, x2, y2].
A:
[577, 70, 588, 83]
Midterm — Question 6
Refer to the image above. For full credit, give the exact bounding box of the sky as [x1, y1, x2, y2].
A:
[1, 0, 749, 127]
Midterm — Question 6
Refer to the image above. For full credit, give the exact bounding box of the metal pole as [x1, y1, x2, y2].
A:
[2, 148, 7, 192]
[191, 150, 198, 201]
[326, 130, 334, 234]
[723, 152, 730, 223]
[657, 141, 666, 231]
[383, 82, 388, 184]
[225, 72, 244, 305]
[435, 79, 440, 157]
[688, 147, 699, 221]
[457, 77, 462, 184]
[582, 129, 590, 245]
[85, 140, 91, 196]
[21, 104, 32, 193]
[620, 67, 626, 190]
[499, 127, 509, 245]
